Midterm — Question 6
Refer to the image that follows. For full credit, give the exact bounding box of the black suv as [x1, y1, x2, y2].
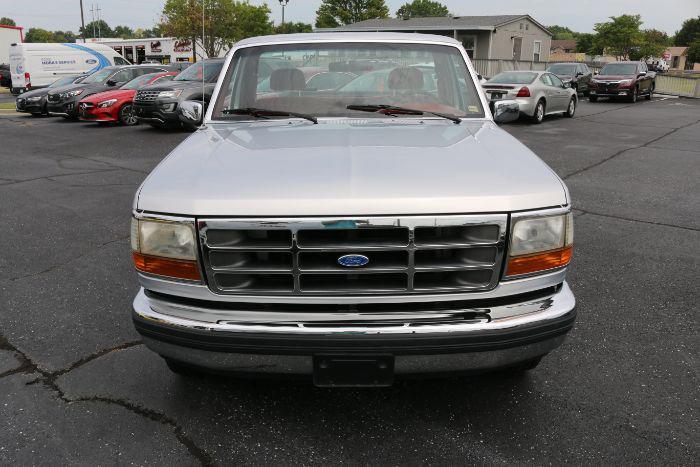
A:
[46, 65, 168, 118]
[132, 58, 224, 130]
[546, 63, 593, 95]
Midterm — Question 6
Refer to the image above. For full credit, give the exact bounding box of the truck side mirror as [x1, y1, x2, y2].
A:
[106, 79, 117, 87]
[493, 99, 519, 124]
[179, 100, 203, 126]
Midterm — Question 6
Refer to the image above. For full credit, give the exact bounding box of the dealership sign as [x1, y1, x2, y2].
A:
[174, 40, 192, 53]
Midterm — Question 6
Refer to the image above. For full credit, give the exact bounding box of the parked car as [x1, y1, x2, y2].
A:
[646, 59, 669, 73]
[129, 33, 576, 386]
[132, 58, 225, 130]
[0, 64, 11, 87]
[78, 71, 178, 125]
[589, 61, 655, 103]
[483, 70, 577, 123]
[46, 64, 168, 119]
[546, 62, 593, 95]
[15, 74, 88, 116]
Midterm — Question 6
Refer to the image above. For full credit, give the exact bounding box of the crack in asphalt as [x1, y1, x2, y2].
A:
[0, 168, 123, 186]
[575, 208, 699, 232]
[0, 334, 215, 466]
[563, 117, 700, 180]
[7, 234, 130, 282]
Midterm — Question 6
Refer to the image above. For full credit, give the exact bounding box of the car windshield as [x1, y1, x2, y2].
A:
[173, 61, 222, 82]
[548, 64, 577, 75]
[488, 72, 538, 84]
[49, 75, 81, 87]
[600, 64, 638, 75]
[122, 73, 160, 90]
[81, 68, 115, 83]
[212, 42, 484, 120]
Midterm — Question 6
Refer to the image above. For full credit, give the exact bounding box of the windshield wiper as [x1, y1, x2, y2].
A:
[346, 104, 461, 124]
[222, 107, 318, 124]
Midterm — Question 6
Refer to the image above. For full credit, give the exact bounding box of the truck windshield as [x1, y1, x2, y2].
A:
[600, 64, 638, 75]
[212, 42, 484, 121]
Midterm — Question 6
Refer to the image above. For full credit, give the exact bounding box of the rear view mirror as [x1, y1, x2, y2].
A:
[106, 79, 117, 87]
[493, 99, 519, 124]
[179, 100, 203, 125]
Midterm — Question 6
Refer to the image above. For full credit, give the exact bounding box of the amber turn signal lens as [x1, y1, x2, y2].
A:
[132, 252, 202, 281]
[506, 246, 573, 277]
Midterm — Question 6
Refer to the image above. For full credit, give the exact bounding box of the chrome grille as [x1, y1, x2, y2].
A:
[199, 216, 507, 296]
[134, 90, 159, 102]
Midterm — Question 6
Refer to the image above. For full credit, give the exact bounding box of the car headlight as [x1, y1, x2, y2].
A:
[158, 90, 182, 99]
[131, 217, 201, 281]
[97, 98, 118, 108]
[505, 211, 573, 277]
[63, 89, 84, 98]
[26, 96, 42, 102]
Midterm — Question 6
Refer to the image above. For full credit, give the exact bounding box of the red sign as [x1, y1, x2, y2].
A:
[174, 39, 192, 53]
[662, 51, 671, 60]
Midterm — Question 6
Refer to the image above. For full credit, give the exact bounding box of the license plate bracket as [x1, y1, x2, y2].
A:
[313, 355, 394, 387]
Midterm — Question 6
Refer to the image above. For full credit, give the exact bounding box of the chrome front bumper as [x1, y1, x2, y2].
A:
[132, 283, 576, 376]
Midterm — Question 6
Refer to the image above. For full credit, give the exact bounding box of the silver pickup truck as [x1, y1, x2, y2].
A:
[130, 33, 575, 387]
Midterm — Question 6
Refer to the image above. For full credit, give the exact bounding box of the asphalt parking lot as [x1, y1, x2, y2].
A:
[0, 97, 698, 465]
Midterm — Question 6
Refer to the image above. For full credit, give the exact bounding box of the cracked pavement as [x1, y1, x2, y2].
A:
[1, 98, 698, 465]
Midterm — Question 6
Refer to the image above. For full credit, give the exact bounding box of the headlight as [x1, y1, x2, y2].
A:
[131, 217, 201, 281]
[26, 96, 42, 102]
[158, 90, 182, 99]
[505, 211, 573, 277]
[63, 89, 84, 98]
[97, 98, 118, 108]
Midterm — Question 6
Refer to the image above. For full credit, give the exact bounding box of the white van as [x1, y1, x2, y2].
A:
[9, 42, 129, 93]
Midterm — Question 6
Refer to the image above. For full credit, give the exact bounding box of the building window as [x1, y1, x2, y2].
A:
[520, 23, 523, 30]
[526, 24, 529, 30]
[533, 41, 542, 62]
[460, 35, 476, 59]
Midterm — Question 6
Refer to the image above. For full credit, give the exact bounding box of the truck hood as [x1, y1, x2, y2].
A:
[136, 120, 568, 216]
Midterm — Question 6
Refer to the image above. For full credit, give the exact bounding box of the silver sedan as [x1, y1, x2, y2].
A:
[482, 71, 578, 123]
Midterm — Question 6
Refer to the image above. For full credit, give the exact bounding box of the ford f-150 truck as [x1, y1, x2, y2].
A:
[130, 33, 576, 387]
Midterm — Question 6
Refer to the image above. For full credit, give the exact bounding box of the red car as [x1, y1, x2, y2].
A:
[78, 71, 177, 125]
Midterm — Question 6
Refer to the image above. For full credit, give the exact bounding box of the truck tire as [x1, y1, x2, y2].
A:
[629, 87, 638, 103]
[164, 358, 204, 377]
[589, 95, 598, 102]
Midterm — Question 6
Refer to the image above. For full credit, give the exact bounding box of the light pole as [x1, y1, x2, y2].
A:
[278, 0, 289, 26]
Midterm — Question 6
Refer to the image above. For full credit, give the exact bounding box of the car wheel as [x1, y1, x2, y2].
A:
[629, 87, 638, 103]
[646, 85, 654, 100]
[119, 104, 138, 126]
[532, 100, 545, 124]
[566, 97, 576, 118]
[589, 95, 598, 102]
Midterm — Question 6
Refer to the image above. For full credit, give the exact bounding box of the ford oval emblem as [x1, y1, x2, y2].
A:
[86, 59, 97, 64]
[337, 254, 369, 268]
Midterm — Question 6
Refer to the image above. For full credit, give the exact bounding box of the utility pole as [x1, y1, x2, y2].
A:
[80, 0, 86, 40]
[90, 4, 96, 38]
[96, 4, 102, 38]
[279, 0, 289, 26]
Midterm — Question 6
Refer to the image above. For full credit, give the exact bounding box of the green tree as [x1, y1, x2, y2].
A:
[52, 30, 77, 43]
[24, 28, 55, 43]
[315, 0, 389, 28]
[594, 14, 644, 60]
[396, 0, 449, 20]
[0, 17, 16, 26]
[113, 25, 135, 39]
[275, 22, 313, 34]
[162, 0, 272, 60]
[80, 20, 113, 39]
[686, 40, 700, 64]
[674, 16, 700, 46]
[574, 33, 601, 55]
[630, 29, 670, 60]
[548, 25, 576, 40]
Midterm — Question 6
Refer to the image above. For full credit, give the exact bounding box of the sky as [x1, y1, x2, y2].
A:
[2, 0, 699, 36]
